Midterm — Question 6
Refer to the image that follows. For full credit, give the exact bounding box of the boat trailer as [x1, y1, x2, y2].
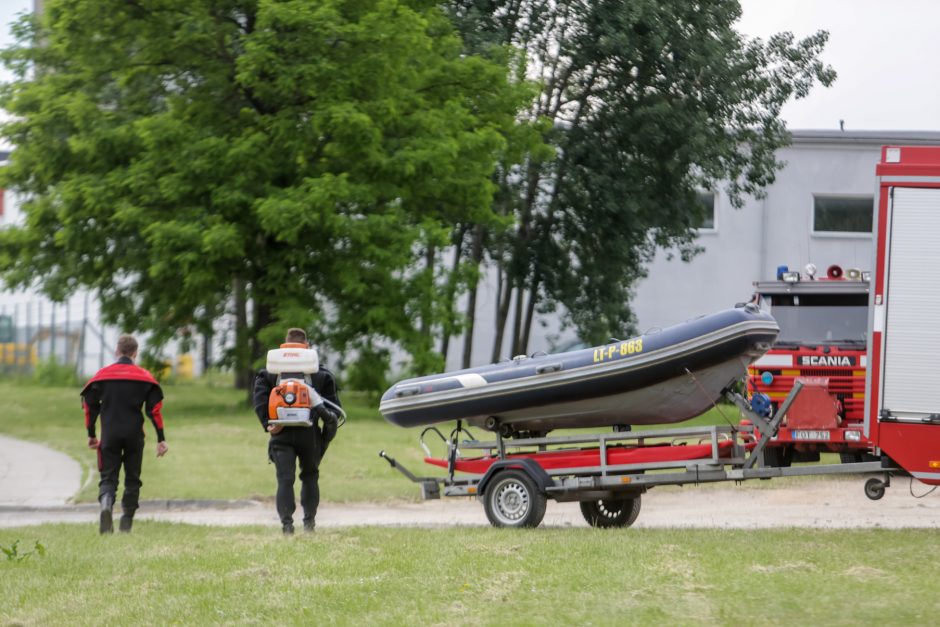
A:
[379, 382, 895, 528]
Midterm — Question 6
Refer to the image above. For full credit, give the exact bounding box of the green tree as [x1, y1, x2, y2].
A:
[445, 0, 836, 356]
[0, 0, 531, 386]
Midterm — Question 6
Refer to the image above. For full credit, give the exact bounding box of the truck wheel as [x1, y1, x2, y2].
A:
[864, 478, 886, 501]
[580, 496, 641, 528]
[483, 470, 547, 528]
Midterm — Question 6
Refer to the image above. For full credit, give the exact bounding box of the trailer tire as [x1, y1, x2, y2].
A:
[579, 496, 641, 528]
[864, 478, 886, 501]
[483, 470, 547, 528]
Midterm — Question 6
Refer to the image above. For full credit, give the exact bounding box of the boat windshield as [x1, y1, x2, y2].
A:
[552, 338, 589, 353]
[764, 293, 868, 346]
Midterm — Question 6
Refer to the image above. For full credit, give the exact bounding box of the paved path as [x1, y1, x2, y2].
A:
[0, 434, 82, 507]
[1, 434, 938, 530]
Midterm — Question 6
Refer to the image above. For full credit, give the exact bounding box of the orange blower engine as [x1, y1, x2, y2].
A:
[265, 343, 323, 427]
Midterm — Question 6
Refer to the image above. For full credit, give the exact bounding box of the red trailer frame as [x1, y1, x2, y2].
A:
[866, 146, 940, 486]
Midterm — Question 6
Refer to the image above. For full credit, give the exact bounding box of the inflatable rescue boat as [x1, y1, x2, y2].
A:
[380, 305, 778, 433]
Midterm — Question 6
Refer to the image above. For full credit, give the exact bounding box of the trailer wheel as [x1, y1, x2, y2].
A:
[864, 478, 886, 501]
[579, 496, 642, 528]
[483, 470, 547, 528]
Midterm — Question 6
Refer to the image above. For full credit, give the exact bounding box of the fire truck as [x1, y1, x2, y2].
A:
[866, 145, 940, 491]
[747, 264, 875, 466]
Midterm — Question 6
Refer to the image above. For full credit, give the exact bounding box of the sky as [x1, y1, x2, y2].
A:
[736, 0, 940, 131]
[1, 0, 939, 133]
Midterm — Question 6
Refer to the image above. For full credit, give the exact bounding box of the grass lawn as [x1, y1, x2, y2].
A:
[0, 379, 835, 504]
[2, 380, 930, 625]
[0, 380, 443, 503]
[1, 523, 939, 626]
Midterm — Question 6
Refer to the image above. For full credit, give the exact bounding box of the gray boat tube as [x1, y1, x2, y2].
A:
[379, 304, 779, 433]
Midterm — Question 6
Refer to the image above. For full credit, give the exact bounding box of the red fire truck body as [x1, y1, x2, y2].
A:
[748, 274, 873, 463]
[867, 146, 940, 486]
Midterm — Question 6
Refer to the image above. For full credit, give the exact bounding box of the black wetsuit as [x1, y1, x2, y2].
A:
[253, 368, 340, 527]
[81, 357, 165, 515]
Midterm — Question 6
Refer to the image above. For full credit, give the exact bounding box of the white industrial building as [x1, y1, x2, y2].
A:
[630, 130, 940, 331]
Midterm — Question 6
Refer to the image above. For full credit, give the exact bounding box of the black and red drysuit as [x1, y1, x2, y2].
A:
[253, 367, 340, 529]
[81, 356, 165, 516]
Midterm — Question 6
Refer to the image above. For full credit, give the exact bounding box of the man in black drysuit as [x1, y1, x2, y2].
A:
[81, 334, 168, 534]
[253, 328, 340, 534]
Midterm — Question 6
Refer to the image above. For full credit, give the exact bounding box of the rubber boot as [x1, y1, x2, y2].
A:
[99, 495, 114, 535]
[119, 513, 134, 533]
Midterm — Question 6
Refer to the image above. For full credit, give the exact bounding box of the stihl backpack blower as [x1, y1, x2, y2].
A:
[265, 343, 341, 427]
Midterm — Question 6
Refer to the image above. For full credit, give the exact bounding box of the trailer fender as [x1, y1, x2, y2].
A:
[478, 458, 553, 496]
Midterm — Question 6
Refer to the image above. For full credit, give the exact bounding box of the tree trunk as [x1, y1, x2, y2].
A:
[252, 297, 273, 363]
[440, 225, 468, 365]
[201, 331, 212, 373]
[419, 243, 436, 339]
[247, 296, 274, 406]
[496, 154, 540, 361]
[511, 66, 598, 357]
[491, 270, 513, 362]
[510, 278, 526, 356]
[233, 278, 250, 390]
[521, 272, 541, 354]
[504, 0, 521, 43]
[462, 225, 485, 368]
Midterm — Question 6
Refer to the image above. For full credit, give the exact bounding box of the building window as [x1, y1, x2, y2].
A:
[813, 195, 873, 234]
[695, 191, 715, 230]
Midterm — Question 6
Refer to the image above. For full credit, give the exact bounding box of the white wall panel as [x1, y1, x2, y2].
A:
[882, 187, 940, 415]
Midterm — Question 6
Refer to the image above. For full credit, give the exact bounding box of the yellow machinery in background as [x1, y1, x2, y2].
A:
[0, 342, 37, 367]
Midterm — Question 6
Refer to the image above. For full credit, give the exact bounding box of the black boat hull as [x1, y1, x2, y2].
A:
[380, 306, 779, 432]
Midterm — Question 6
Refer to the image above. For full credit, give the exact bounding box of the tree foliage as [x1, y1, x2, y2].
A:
[0, 0, 532, 382]
[446, 0, 836, 353]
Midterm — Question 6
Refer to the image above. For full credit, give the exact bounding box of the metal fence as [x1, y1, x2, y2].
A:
[0, 296, 115, 379]
[0, 292, 235, 380]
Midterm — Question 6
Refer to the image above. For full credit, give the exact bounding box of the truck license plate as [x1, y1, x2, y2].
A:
[791, 430, 831, 441]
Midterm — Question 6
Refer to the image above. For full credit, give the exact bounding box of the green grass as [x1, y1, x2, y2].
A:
[0, 380, 443, 503]
[1, 381, 929, 624]
[0, 379, 836, 504]
[1, 523, 939, 626]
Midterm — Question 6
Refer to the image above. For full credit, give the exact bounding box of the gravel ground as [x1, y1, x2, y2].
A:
[2, 479, 938, 530]
[2, 435, 938, 530]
